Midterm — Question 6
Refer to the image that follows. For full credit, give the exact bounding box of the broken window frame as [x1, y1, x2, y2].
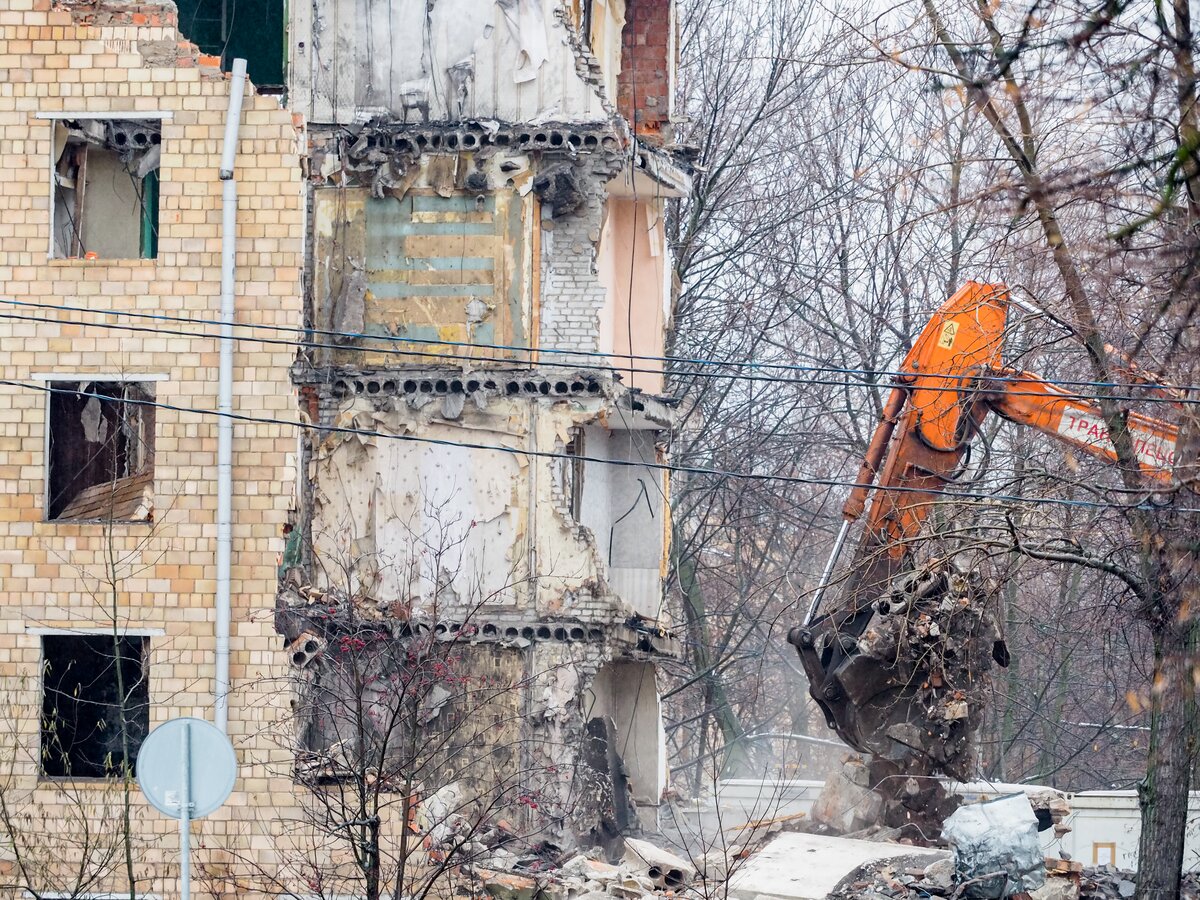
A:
[39, 111, 171, 261]
[38, 630, 152, 781]
[40, 375, 159, 523]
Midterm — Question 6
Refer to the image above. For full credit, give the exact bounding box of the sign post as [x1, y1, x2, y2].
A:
[137, 717, 237, 900]
[178, 721, 191, 899]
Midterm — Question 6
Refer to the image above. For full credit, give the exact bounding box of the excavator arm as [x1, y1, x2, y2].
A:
[788, 283, 1180, 778]
[983, 372, 1178, 476]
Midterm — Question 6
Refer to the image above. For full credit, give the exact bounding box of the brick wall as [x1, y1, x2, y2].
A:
[616, 0, 672, 143]
[539, 191, 608, 358]
[0, 0, 305, 894]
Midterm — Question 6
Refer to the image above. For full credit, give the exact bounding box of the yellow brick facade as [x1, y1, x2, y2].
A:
[0, 0, 307, 895]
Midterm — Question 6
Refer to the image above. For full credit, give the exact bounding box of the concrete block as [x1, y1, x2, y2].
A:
[727, 832, 948, 900]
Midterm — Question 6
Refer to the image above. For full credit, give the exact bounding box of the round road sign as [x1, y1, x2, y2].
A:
[136, 717, 237, 819]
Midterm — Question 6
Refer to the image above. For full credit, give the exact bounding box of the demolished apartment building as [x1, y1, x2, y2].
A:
[0, 0, 688, 890]
[278, 0, 692, 841]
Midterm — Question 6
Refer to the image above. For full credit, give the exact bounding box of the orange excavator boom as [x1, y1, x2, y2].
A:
[984, 371, 1178, 477]
[789, 282, 1181, 776]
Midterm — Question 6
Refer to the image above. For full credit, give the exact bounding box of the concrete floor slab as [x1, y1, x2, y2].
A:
[726, 832, 949, 900]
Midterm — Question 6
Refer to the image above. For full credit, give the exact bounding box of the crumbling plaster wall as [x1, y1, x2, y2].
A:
[289, 0, 686, 846]
[308, 139, 641, 365]
[309, 390, 647, 622]
[291, 0, 613, 126]
[585, 660, 666, 808]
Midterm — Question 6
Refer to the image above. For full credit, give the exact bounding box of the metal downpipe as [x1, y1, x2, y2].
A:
[215, 58, 247, 734]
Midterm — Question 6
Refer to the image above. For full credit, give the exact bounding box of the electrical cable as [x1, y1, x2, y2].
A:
[5, 378, 1198, 514]
[1, 299, 1198, 407]
[4, 296, 1197, 394]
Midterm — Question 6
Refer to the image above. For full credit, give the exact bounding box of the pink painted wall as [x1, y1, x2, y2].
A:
[598, 197, 668, 394]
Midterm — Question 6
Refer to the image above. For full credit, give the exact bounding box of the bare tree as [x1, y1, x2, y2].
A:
[868, 1, 1200, 892]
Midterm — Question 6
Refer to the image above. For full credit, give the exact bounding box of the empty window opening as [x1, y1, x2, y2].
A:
[46, 382, 155, 522]
[40, 634, 150, 779]
[563, 428, 586, 522]
[52, 118, 161, 259]
[175, 0, 286, 92]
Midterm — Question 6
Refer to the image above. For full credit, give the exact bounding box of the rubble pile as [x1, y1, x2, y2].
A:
[828, 855, 1080, 900]
[1079, 867, 1200, 900]
[468, 835, 710, 900]
[824, 792, 1094, 900]
[828, 857, 1200, 900]
[851, 566, 1007, 780]
[797, 566, 1011, 838]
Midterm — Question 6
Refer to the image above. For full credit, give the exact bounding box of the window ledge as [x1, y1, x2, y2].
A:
[43, 519, 154, 526]
[47, 257, 158, 268]
[36, 775, 129, 786]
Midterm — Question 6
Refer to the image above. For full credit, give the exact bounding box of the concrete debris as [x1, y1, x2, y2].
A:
[469, 836, 701, 900]
[420, 781, 466, 845]
[1030, 874, 1081, 900]
[479, 869, 540, 900]
[1078, 867, 1200, 899]
[812, 757, 884, 833]
[830, 855, 1086, 900]
[693, 844, 742, 883]
[560, 855, 622, 882]
[810, 753, 959, 842]
[286, 631, 326, 668]
[622, 836, 696, 888]
[795, 565, 1006, 782]
[533, 162, 585, 217]
[942, 794, 1045, 897]
[733, 832, 948, 900]
[922, 857, 955, 892]
[1026, 788, 1073, 839]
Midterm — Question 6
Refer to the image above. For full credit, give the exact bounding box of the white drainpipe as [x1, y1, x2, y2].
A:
[215, 58, 247, 734]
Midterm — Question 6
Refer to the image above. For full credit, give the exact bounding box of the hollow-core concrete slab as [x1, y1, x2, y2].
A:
[726, 831, 949, 900]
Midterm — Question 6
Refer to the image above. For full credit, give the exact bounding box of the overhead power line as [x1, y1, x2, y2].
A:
[4, 378, 1195, 514]
[0, 298, 1197, 406]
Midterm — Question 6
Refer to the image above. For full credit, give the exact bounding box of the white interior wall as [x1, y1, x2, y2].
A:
[583, 428, 662, 616]
[585, 660, 666, 805]
[294, 0, 610, 125]
[80, 149, 141, 259]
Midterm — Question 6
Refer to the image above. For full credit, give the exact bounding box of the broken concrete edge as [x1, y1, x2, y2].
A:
[728, 832, 950, 900]
[469, 835, 711, 900]
[274, 587, 679, 658]
[289, 362, 680, 431]
[305, 119, 692, 189]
